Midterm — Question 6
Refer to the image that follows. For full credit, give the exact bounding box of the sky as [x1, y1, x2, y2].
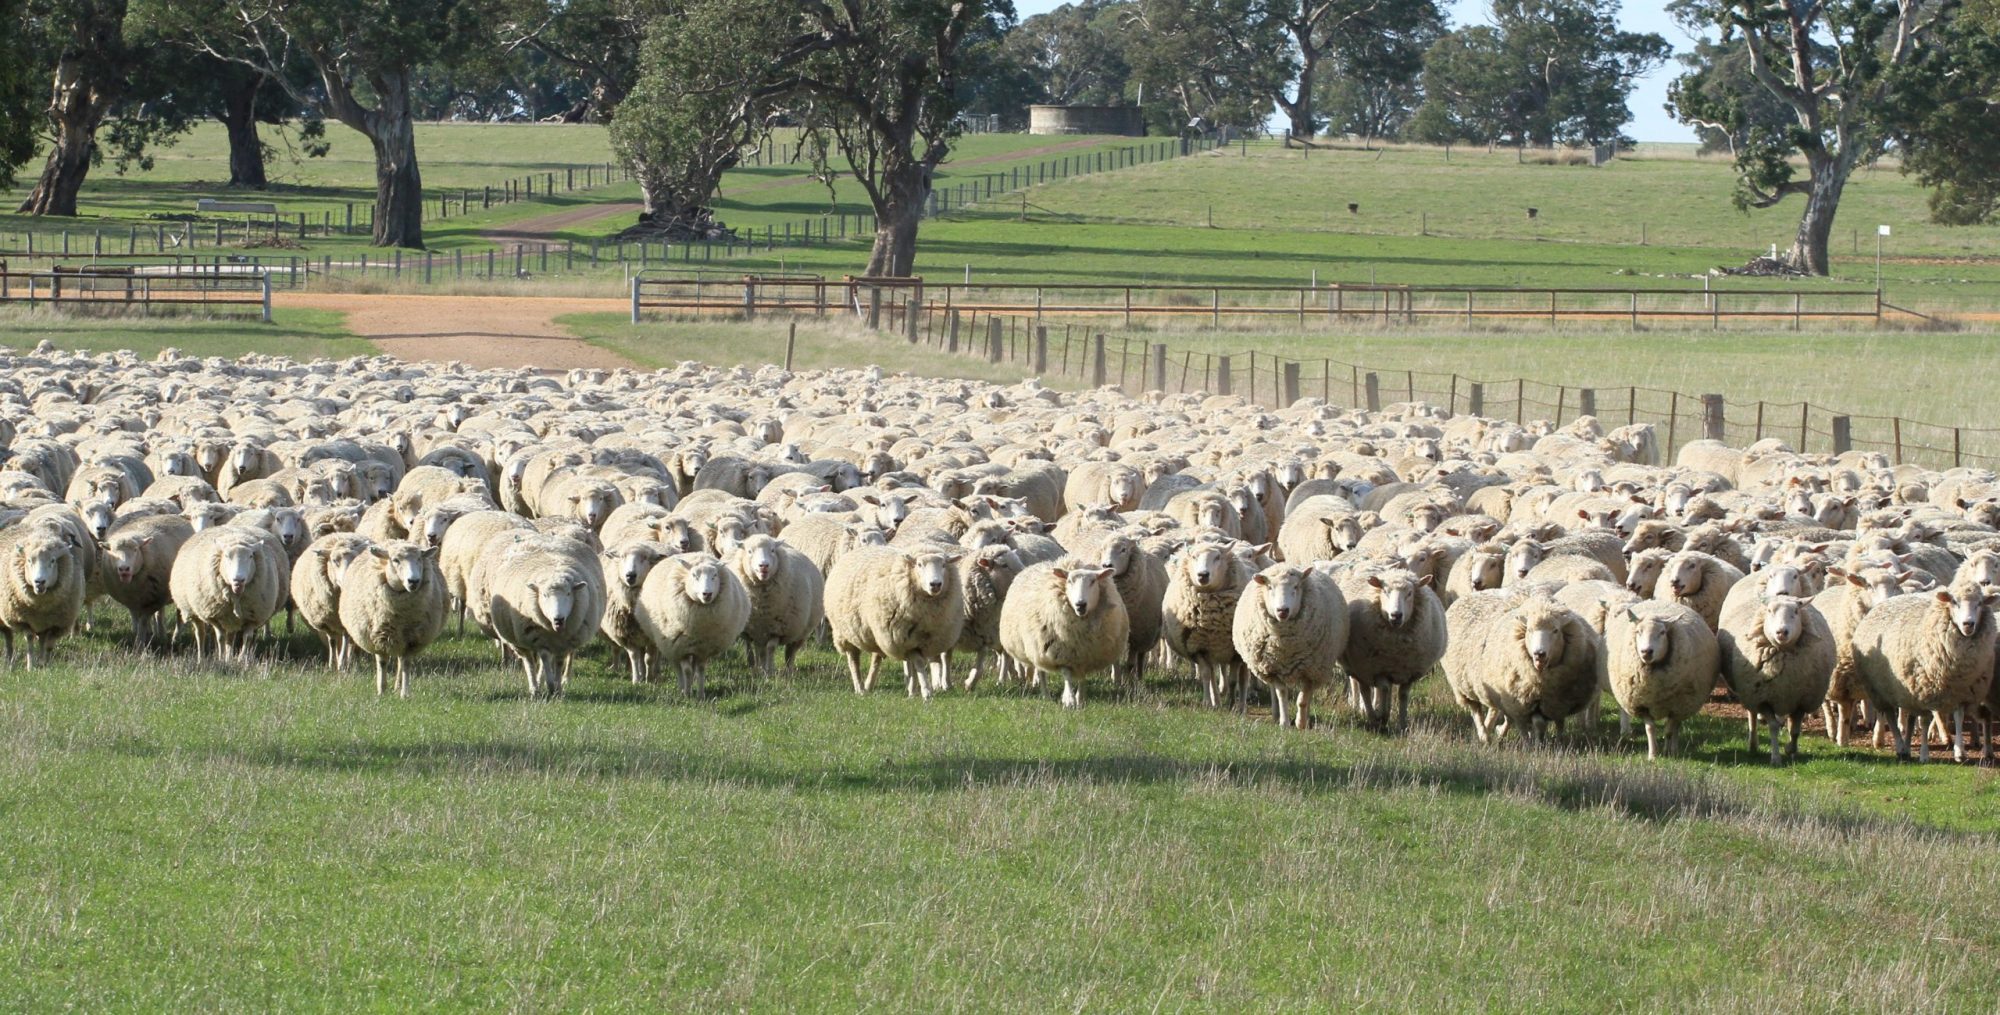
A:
[1011, 0, 1700, 144]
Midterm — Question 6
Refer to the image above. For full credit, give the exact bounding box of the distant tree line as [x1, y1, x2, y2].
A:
[0, 0, 1993, 276]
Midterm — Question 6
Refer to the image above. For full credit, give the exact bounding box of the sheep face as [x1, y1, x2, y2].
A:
[676, 447, 709, 480]
[860, 452, 896, 483]
[1273, 460, 1307, 490]
[1573, 469, 1606, 493]
[1181, 543, 1232, 592]
[411, 508, 456, 549]
[1626, 550, 1668, 596]
[680, 557, 726, 605]
[1940, 587, 1993, 639]
[845, 522, 888, 548]
[905, 551, 961, 599]
[1099, 536, 1138, 578]
[1319, 515, 1363, 552]
[501, 456, 531, 495]
[105, 536, 151, 582]
[569, 486, 616, 530]
[1516, 609, 1566, 672]
[271, 509, 308, 550]
[1195, 499, 1230, 530]
[1055, 565, 1114, 618]
[657, 517, 700, 554]
[711, 517, 752, 556]
[228, 443, 261, 474]
[1746, 539, 1783, 573]
[868, 493, 914, 531]
[1506, 540, 1547, 583]
[1108, 470, 1144, 508]
[1611, 503, 1654, 539]
[1465, 549, 1504, 592]
[158, 451, 196, 478]
[15, 538, 66, 595]
[217, 543, 260, 594]
[196, 442, 229, 475]
[1665, 554, 1705, 597]
[1368, 571, 1426, 628]
[527, 579, 587, 632]
[738, 537, 781, 585]
[81, 500, 115, 542]
[1761, 565, 1808, 600]
[1626, 610, 1673, 665]
[973, 546, 1021, 578]
[1407, 503, 1447, 534]
[1253, 565, 1308, 623]
[609, 546, 661, 590]
[187, 504, 233, 532]
[1959, 553, 2000, 592]
[380, 544, 429, 593]
[1762, 597, 1805, 648]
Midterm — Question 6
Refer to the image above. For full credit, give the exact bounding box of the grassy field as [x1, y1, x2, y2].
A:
[3, 607, 1999, 1008]
[0, 307, 374, 359]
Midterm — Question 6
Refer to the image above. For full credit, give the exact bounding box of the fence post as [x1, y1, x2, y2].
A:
[1216, 355, 1231, 396]
[1468, 382, 1484, 418]
[1282, 361, 1300, 406]
[1091, 334, 1108, 387]
[1033, 326, 1048, 374]
[1832, 416, 1852, 454]
[986, 316, 1001, 361]
[1150, 343, 1167, 392]
[1579, 388, 1595, 418]
[260, 274, 272, 323]
[784, 321, 797, 372]
[1701, 394, 1725, 441]
[630, 276, 641, 323]
[947, 310, 961, 353]
[1893, 417, 1903, 463]
[1364, 372, 1380, 411]
[1668, 392, 1679, 454]
[868, 287, 882, 329]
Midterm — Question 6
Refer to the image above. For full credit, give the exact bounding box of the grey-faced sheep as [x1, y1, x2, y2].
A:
[824, 546, 966, 700]
[636, 552, 752, 695]
[338, 541, 447, 697]
[1000, 558, 1129, 708]
[1232, 563, 1347, 728]
[1852, 577, 1998, 762]
[99, 513, 194, 649]
[1717, 594, 1835, 763]
[1337, 567, 1448, 729]
[1602, 601, 1718, 758]
[168, 523, 286, 663]
[1442, 591, 1602, 744]
[728, 534, 824, 680]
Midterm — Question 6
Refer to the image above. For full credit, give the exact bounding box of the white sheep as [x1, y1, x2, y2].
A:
[1337, 567, 1448, 729]
[1097, 532, 1168, 689]
[437, 509, 535, 634]
[727, 534, 824, 680]
[1232, 563, 1347, 728]
[168, 523, 286, 663]
[292, 532, 375, 668]
[1811, 565, 1917, 745]
[486, 533, 607, 698]
[1442, 591, 1602, 744]
[601, 540, 671, 683]
[99, 513, 194, 649]
[824, 546, 966, 700]
[1652, 550, 1746, 632]
[1000, 558, 1129, 708]
[0, 523, 86, 667]
[637, 552, 752, 695]
[1717, 594, 1836, 763]
[338, 541, 447, 697]
[952, 544, 1025, 690]
[1162, 540, 1252, 709]
[1602, 601, 1718, 758]
[1853, 577, 1998, 762]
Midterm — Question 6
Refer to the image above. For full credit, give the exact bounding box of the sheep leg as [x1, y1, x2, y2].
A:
[863, 655, 881, 692]
[1953, 707, 1967, 764]
[695, 661, 708, 698]
[1396, 684, 1412, 732]
[1827, 702, 1845, 746]
[375, 655, 387, 696]
[1644, 720, 1659, 760]
[1918, 710, 1932, 763]
[783, 643, 800, 680]
[679, 659, 693, 697]
[1768, 711, 1782, 766]
[1787, 714, 1803, 761]
[1667, 719, 1684, 757]
[1294, 689, 1311, 731]
[906, 658, 928, 701]
[522, 656, 539, 698]
[1270, 685, 1289, 727]
[1746, 712, 1758, 754]
[963, 649, 985, 692]
[842, 649, 865, 694]
[628, 649, 644, 684]
[1060, 671, 1081, 709]
[1199, 663, 1218, 709]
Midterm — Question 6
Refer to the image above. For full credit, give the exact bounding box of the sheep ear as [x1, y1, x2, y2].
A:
[1318, 516, 1339, 529]
[571, 580, 587, 592]
[1251, 573, 1268, 586]
[1366, 574, 1384, 589]
[1093, 568, 1115, 585]
[975, 556, 993, 571]
[367, 545, 391, 560]
[1937, 590, 1954, 605]
[1417, 573, 1434, 588]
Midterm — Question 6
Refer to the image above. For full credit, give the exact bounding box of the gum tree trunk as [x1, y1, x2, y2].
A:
[368, 105, 424, 248]
[219, 75, 267, 189]
[16, 61, 112, 216]
[1781, 150, 1852, 276]
[863, 167, 928, 277]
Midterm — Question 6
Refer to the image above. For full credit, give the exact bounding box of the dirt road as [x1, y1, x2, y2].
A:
[277, 292, 634, 370]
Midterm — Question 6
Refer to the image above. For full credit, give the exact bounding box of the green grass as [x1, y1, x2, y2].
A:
[0, 307, 374, 359]
[4, 607, 1999, 1008]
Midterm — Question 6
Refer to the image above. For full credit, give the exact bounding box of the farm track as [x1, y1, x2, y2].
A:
[275, 292, 633, 370]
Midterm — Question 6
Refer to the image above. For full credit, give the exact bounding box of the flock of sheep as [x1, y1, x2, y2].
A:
[4, 342, 1999, 765]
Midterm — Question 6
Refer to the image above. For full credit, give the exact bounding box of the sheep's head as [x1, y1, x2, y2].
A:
[502, 456, 531, 494]
[1319, 514, 1364, 553]
[710, 516, 753, 556]
[105, 534, 153, 583]
[1939, 582, 1995, 639]
[1958, 552, 2000, 593]
[158, 450, 196, 478]
[1180, 542, 1232, 592]
[228, 443, 261, 473]
[1762, 596, 1805, 648]
[1194, 497, 1231, 531]
[81, 500, 115, 542]
[374, 542, 430, 594]
[904, 550, 962, 599]
[1513, 600, 1571, 673]
[217, 540, 260, 594]
[1099, 535, 1138, 578]
[1054, 563, 1115, 619]
[844, 521, 888, 549]
[1465, 545, 1505, 592]
[13, 534, 67, 596]
[186, 503, 234, 532]
[1252, 564, 1309, 622]
[677, 555, 727, 606]
[1621, 608, 1673, 666]
[1368, 569, 1429, 627]
[657, 517, 700, 555]
[1505, 539, 1547, 583]
[271, 508, 308, 550]
[1107, 468, 1144, 509]
[607, 543, 663, 590]
[568, 485, 615, 530]
[525, 577, 587, 632]
[971, 545, 1022, 579]
[735, 535, 781, 585]
[1665, 553, 1706, 597]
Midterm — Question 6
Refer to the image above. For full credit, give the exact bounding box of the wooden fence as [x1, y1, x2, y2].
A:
[0, 266, 271, 321]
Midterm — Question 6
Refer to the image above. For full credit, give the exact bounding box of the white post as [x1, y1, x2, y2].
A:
[260, 273, 273, 323]
[630, 275, 642, 324]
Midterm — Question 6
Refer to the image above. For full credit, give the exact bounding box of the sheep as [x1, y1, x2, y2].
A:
[99, 513, 194, 649]
[1231, 563, 1347, 728]
[338, 541, 447, 697]
[0, 523, 86, 668]
[1811, 565, 1918, 745]
[1442, 541, 1506, 605]
[1503, 531, 1627, 586]
[782, 513, 883, 583]
[1064, 462, 1145, 513]
[1097, 532, 1168, 689]
[1717, 594, 1836, 764]
[727, 534, 824, 680]
[1602, 601, 1719, 758]
[486, 533, 607, 698]
[1852, 577, 1999, 762]
[1442, 591, 1602, 744]
[1161, 540, 1252, 709]
[824, 546, 966, 699]
[999, 559, 1129, 708]
[952, 544, 1025, 690]
[600, 540, 672, 683]
[168, 523, 286, 663]
[1653, 550, 1746, 632]
[292, 532, 376, 668]
[1524, 553, 1616, 585]
[437, 510, 535, 634]
[1337, 567, 1448, 729]
[636, 552, 752, 696]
